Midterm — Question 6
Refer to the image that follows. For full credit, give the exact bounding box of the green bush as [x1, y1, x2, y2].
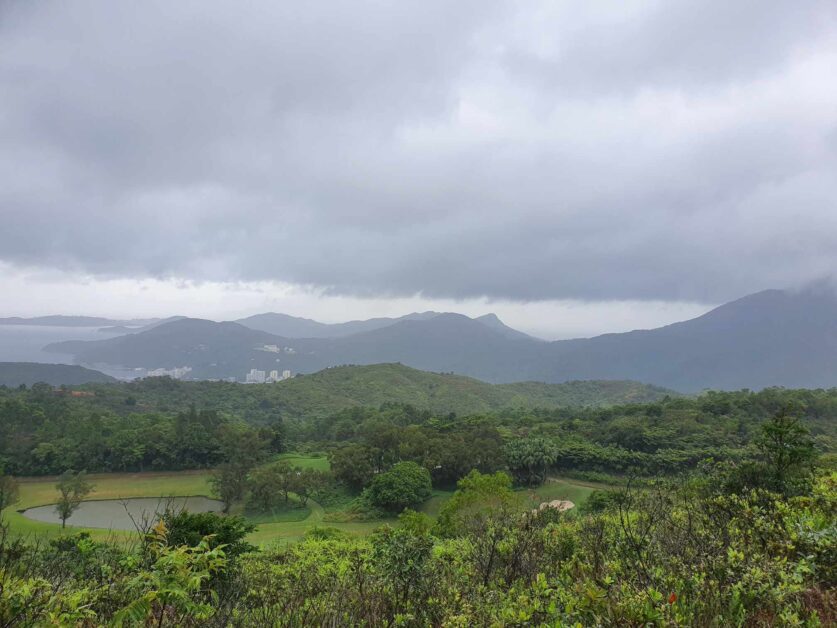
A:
[161, 510, 255, 558]
[364, 462, 432, 512]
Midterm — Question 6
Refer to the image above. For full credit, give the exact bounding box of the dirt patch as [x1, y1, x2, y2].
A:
[534, 499, 574, 514]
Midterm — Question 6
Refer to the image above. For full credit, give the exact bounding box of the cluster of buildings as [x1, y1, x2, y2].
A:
[143, 366, 193, 379]
[127, 365, 294, 384]
[260, 344, 296, 354]
[245, 368, 293, 384]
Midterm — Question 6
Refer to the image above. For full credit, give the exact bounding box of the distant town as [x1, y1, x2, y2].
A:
[130, 365, 294, 384]
[259, 344, 296, 354]
[143, 366, 193, 379]
[245, 368, 293, 384]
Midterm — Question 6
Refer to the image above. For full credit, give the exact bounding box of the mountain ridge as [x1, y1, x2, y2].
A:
[40, 287, 837, 392]
[234, 310, 534, 339]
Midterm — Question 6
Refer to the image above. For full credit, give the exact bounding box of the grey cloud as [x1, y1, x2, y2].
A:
[0, 1, 836, 303]
[498, 1, 837, 95]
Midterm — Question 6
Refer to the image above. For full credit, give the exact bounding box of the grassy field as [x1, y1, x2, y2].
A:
[239, 500, 312, 524]
[274, 453, 331, 471]
[2, 458, 601, 545]
[523, 478, 598, 506]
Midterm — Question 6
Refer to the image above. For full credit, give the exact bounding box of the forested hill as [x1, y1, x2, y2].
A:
[0, 362, 116, 387]
[275, 364, 673, 415]
[44, 363, 675, 418]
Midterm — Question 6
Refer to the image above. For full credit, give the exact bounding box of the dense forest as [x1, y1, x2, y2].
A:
[0, 362, 116, 387]
[6, 363, 674, 416]
[1, 378, 834, 479]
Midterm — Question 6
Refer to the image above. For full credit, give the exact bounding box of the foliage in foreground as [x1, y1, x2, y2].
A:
[1, 471, 835, 626]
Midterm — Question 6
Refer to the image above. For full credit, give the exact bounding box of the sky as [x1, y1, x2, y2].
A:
[1, 1, 836, 339]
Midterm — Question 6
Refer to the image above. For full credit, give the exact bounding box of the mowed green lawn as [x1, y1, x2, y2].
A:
[274, 453, 331, 471]
[523, 478, 599, 506]
[2, 458, 601, 545]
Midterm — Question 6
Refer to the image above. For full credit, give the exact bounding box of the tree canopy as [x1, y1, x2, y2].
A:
[364, 462, 432, 512]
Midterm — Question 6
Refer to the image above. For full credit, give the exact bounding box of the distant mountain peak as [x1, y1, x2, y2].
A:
[474, 312, 538, 341]
[235, 310, 447, 339]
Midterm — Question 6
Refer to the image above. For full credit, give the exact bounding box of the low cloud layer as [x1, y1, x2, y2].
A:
[1, 1, 836, 303]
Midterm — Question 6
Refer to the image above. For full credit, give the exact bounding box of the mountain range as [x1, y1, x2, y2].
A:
[235, 311, 536, 341]
[41, 287, 837, 392]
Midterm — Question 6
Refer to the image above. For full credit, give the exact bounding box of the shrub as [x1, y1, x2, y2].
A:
[364, 462, 432, 512]
[160, 510, 255, 558]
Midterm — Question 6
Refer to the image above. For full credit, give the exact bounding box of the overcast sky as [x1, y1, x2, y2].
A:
[1, 1, 836, 339]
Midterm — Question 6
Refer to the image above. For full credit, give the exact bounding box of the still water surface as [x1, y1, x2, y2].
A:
[0, 324, 138, 379]
[23, 496, 223, 530]
[0, 325, 108, 362]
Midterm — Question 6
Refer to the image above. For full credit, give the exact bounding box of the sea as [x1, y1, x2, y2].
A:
[0, 324, 138, 379]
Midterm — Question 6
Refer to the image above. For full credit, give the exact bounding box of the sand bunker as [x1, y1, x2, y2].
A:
[533, 499, 575, 514]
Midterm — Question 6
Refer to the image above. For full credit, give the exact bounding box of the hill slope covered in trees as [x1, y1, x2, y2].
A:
[65, 363, 675, 418]
[0, 362, 115, 387]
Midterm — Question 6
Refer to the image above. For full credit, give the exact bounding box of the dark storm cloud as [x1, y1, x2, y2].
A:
[1, 0, 836, 302]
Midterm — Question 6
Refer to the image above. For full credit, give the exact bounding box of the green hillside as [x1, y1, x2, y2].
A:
[74, 363, 675, 419]
[274, 364, 674, 415]
[0, 362, 116, 387]
[496, 379, 675, 407]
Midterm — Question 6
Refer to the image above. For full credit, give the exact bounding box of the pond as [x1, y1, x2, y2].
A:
[22, 496, 224, 531]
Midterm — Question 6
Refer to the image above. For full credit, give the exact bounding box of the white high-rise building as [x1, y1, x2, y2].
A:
[269, 370, 280, 382]
[282, 369, 292, 380]
[245, 369, 266, 384]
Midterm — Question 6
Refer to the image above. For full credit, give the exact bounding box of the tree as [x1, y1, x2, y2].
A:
[434, 470, 523, 585]
[371, 518, 434, 616]
[329, 444, 376, 491]
[756, 407, 816, 493]
[259, 414, 286, 454]
[0, 470, 19, 519]
[218, 423, 270, 469]
[579, 489, 621, 514]
[209, 464, 246, 513]
[247, 462, 284, 512]
[293, 468, 331, 506]
[435, 470, 520, 537]
[55, 470, 93, 528]
[504, 437, 557, 486]
[247, 462, 331, 512]
[246, 460, 296, 511]
[364, 462, 432, 512]
[211, 424, 271, 512]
